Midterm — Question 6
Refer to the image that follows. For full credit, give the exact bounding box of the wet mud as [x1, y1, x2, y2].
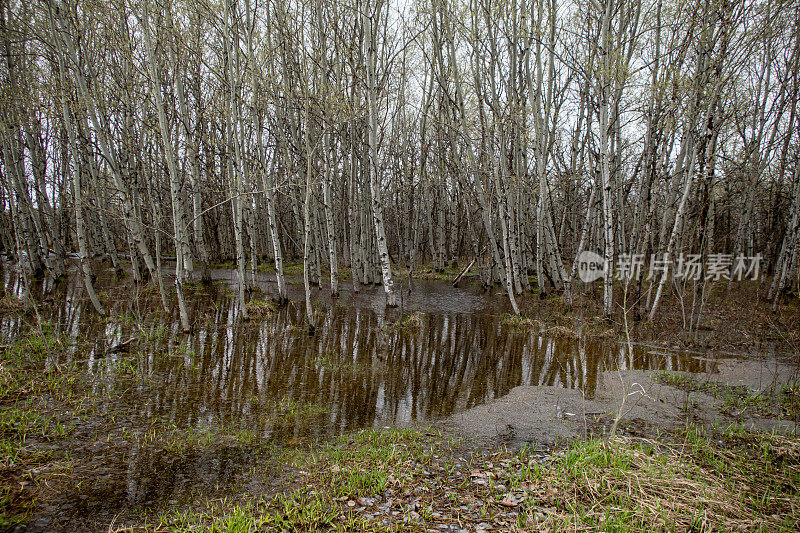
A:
[1, 261, 796, 531]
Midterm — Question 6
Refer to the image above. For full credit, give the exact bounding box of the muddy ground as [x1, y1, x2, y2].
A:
[1, 261, 798, 531]
[444, 353, 799, 448]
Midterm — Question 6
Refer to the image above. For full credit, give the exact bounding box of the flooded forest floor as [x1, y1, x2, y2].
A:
[1, 260, 799, 532]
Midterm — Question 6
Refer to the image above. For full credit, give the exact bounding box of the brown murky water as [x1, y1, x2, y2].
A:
[2, 263, 713, 442]
[1, 262, 717, 529]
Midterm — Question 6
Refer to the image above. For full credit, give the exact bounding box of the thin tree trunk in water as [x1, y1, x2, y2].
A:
[223, 0, 248, 320]
[147, 176, 170, 313]
[650, 2, 729, 321]
[267, 63, 290, 302]
[127, 232, 142, 283]
[497, 139, 523, 295]
[769, 164, 800, 308]
[142, 2, 191, 332]
[171, 8, 208, 271]
[303, 99, 315, 332]
[477, 1, 519, 313]
[52, 1, 157, 280]
[599, 0, 614, 317]
[363, 0, 396, 308]
[347, 132, 361, 292]
[71, 149, 106, 314]
[25, 118, 66, 277]
[0, 134, 41, 276]
[323, 167, 339, 297]
[85, 149, 120, 271]
[316, 0, 339, 297]
[492, 158, 522, 311]
[264, 156, 287, 303]
[567, 180, 597, 305]
[311, 201, 323, 286]
[246, 200, 258, 286]
[528, 0, 568, 298]
[6, 192, 29, 298]
[1, 5, 48, 277]
[48, 6, 104, 315]
[649, 145, 700, 322]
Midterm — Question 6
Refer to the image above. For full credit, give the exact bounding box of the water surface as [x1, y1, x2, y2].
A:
[1, 262, 714, 443]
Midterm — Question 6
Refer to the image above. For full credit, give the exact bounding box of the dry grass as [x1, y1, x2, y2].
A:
[137, 426, 799, 532]
[385, 312, 424, 331]
[515, 433, 799, 531]
[245, 299, 275, 319]
[0, 293, 25, 312]
[500, 314, 587, 339]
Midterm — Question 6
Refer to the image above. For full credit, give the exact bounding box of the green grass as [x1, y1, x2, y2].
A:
[256, 259, 306, 276]
[0, 326, 83, 525]
[398, 312, 423, 329]
[274, 395, 329, 420]
[2, 320, 798, 532]
[654, 370, 800, 418]
[0, 293, 26, 312]
[143, 322, 168, 343]
[500, 312, 541, 329]
[307, 427, 434, 497]
[208, 260, 237, 270]
[498, 313, 582, 339]
[502, 426, 798, 531]
[147, 425, 799, 532]
[152, 428, 442, 532]
[137, 422, 214, 454]
[383, 312, 424, 332]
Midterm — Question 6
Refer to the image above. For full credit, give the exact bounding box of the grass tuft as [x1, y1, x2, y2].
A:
[654, 370, 800, 418]
[246, 299, 275, 319]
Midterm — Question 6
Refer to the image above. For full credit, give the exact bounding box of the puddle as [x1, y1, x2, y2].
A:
[0, 262, 720, 529]
[1, 266, 716, 442]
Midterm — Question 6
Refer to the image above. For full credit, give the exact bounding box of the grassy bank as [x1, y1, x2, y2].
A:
[139, 424, 799, 532]
[1, 287, 798, 532]
[4, 324, 798, 531]
[654, 369, 800, 419]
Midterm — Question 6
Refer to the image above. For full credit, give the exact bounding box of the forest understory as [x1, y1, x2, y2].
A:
[3, 0, 800, 529]
[1, 261, 798, 532]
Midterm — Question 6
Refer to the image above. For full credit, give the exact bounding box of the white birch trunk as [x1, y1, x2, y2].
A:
[599, 0, 615, 316]
[47, 5, 104, 315]
[363, 0, 396, 307]
[141, 2, 191, 332]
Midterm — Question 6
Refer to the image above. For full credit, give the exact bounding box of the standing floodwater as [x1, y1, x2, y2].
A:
[1, 264, 712, 444]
